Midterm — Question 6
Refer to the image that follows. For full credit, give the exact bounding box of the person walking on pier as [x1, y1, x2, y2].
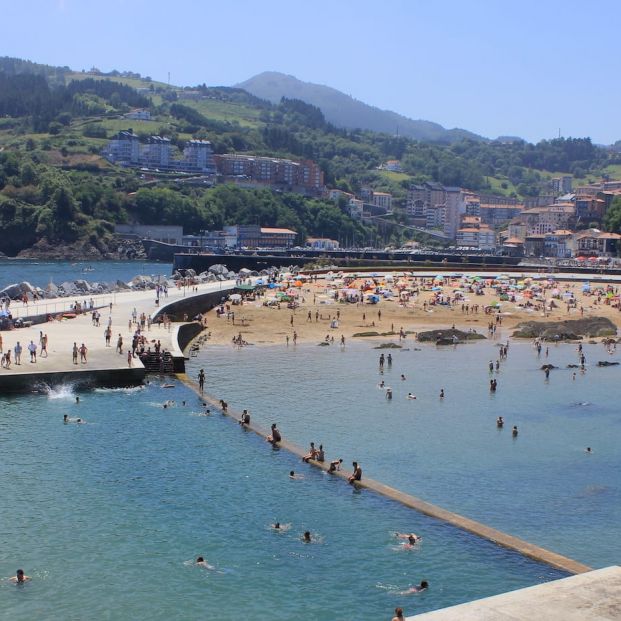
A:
[104, 327, 111, 347]
[116, 334, 123, 354]
[28, 340, 37, 363]
[79, 343, 88, 363]
[72, 342, 78, 365]
[14, 341, 22, 365]
[198, 369, 205, 392]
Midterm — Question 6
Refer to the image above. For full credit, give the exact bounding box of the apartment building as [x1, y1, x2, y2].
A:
[142, 136, 173, 170]
[214, 154, 324, 194]
[183, 140, 216, 174]
[104, 129, 141, 165]
[520, 204, 576, 234]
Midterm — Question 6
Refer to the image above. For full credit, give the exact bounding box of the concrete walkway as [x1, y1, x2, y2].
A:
[0, 279, 236, 386]
[407, 565, 621, 620]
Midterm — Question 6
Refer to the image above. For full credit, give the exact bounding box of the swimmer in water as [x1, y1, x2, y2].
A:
[398, 580, 428, 595]
[400, 374, 406, 381]
[289, 470, 304, 480]
[378, 380, 385, 389]
[512, 425, 518, 437]
[407, 393, 417, 400]
[10, 569, 31, 583]
[585, 447, 593, 454]
[63, 414, 69, 423]
[195, 556, 214, 569]
[302, 531, 312, 543]
[386, 388, 393, 400]
[497, 416, 504, 428]
[395, 532, 421, 544]
[272, 522, 281, 530]
[439, 389, 444, 399]
[75, 396, 80, 404]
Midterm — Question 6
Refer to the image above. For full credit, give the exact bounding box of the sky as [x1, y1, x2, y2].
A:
[2, 0, 620, 144]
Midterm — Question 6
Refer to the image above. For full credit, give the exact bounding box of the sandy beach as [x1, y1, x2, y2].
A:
[203, 273, 621, 346]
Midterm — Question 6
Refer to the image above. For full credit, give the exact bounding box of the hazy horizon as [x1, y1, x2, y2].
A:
[3, 0, 620, 144]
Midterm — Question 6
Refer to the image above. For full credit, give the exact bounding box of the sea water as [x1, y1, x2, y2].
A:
[0, 381, 564, 620]
[189, 336, 621, 570]
[0, 260, 171, 290]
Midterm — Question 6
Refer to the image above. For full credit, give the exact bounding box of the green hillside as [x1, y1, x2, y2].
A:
[0, 57, 620, 258]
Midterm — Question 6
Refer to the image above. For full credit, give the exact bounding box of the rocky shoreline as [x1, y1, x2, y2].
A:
[0, 262, 282, 301]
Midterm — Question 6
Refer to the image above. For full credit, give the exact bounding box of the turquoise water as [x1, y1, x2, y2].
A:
[0, 260, 172, 290]
[1, 382, 564, 620]
[189, 336, 621, 570]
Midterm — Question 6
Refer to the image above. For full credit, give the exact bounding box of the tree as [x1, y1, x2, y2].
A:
[604, 196, 621, 234]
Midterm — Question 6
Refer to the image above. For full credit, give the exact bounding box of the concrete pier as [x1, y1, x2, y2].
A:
[0, 280, 236, 392]
[407, 565, 621, 620]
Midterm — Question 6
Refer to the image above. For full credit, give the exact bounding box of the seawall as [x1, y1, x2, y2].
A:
[0, 366, 145, 394]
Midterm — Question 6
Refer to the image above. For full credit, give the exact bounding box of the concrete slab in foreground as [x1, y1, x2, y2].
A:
[408, 566, 621, 620]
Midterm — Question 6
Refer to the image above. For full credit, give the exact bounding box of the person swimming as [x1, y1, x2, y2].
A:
[378, 380, 385, 389]
[439, 389, 444, 399]
[400, 374, 406, 381]
[195, 556, 214, 569]
[398, 580, 428, 595]
[63, 414, 69, 423]
[586, 447, 593, 454]
[497, 416, 504, 428]
[407, 393, 416, 400]
[10, 569, 31, 584]
[289, 470, 304, 479]
[512, 425, 519, 437]
[395, 532, 422, 544]
[302, 530, 312, 543]
[272, 522, 281, 530]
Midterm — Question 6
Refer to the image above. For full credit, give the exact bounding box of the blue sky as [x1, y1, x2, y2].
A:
[3, 0, 620, 143]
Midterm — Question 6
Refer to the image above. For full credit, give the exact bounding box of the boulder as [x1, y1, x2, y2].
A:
[226, 271, 237, 279]
[417, 328, 486, 343]
[115, 279, 131, 290]
[59, 281, 77, 295]
[0, 281, 35, 299]
[185, 268, 196, 278]
[512, 317, 617, 340]
[73, 279, 92, 292]
[208, 264, 229, 275]
[45, 282, 59, 297]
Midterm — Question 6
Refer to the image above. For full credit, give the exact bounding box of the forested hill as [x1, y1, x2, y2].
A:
[0, 57, 620, 258]
[237, 71, 484, 144]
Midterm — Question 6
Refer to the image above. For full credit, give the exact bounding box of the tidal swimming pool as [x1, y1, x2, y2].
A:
[1, 381, 564, 620]
[190, 337, 621, 570]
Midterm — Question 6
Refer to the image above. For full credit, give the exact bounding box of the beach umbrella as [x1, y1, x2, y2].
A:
[431, 286, 443, 291]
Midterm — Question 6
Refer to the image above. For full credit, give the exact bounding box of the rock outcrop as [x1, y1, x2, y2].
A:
[417, 328, 486, 344]
[512, 317, 617, 340]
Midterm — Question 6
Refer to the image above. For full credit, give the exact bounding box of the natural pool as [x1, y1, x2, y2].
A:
[189, 336, 621, 570]
[1, 382, 564, 620]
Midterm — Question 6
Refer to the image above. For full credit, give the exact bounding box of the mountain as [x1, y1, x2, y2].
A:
[236, 71, 485, 144]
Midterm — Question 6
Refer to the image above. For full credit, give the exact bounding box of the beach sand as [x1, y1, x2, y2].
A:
[202, 275, 621, 347]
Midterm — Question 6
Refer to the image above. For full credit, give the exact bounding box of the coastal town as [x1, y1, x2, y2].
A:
[103, 128, 621, 260]
[3, 3, 621, 620]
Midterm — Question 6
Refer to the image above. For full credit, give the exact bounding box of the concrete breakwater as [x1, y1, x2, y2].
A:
[176, 364, 592, 577]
